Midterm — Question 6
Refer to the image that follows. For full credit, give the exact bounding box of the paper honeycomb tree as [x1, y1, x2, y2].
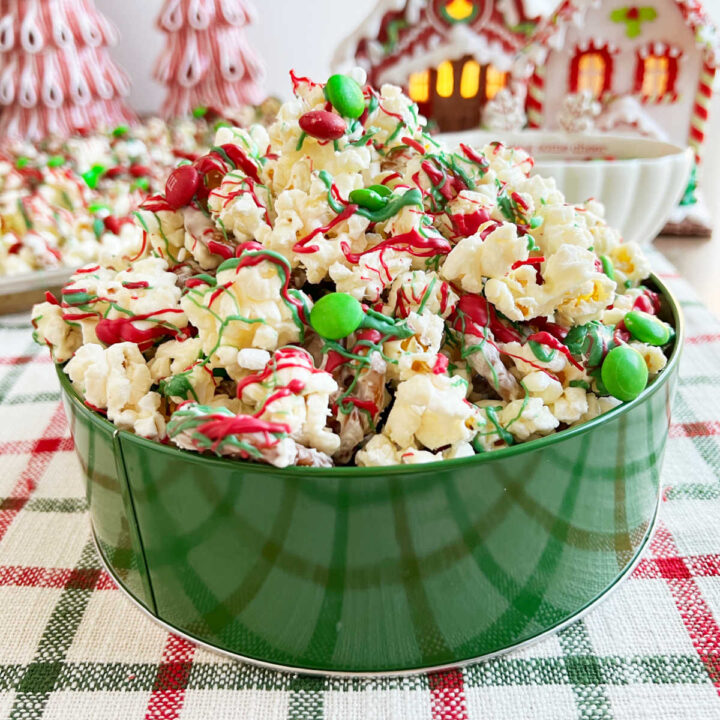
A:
[154, 0, 266, 118]
[0, 0, 136, 141]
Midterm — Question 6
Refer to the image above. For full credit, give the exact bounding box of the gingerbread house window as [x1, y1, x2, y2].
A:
[409, 70, 430, 103]
[440, 0, 479, 23]
[485, 65, 508, 100]
[570, 43, 614, 99]
[460, 60, 480, 98]
[577, 53, 607, 97]
[635, 45, 681, 102]
[436, 61, 454, 97]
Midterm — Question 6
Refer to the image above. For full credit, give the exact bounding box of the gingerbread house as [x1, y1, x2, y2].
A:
[335, 0, 719, 232]
[333, 0, 596, 131]
[532, 1, 720, 159]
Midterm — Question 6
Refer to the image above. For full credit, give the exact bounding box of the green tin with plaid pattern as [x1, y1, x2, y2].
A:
[56, 276, 683, 675]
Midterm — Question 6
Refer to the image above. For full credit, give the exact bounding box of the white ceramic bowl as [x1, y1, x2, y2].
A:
[439, 131, 694, 246]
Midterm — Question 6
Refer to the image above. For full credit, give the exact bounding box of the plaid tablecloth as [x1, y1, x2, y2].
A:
[1, 252, 720, 720]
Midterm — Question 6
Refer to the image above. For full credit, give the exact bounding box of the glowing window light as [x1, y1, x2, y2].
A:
[485, 65, 508, 100]
[460, 60, 480, 98]
[577, 53, 606, 98]
[642, 55, 669, 99]
[408, 70, 430, 102]
[436, 60, 454, 98]
[444, 0, 476, 21]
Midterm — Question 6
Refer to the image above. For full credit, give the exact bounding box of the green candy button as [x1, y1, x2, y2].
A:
[325, 74, 365, 119]
[601, 345, 648, 402]
[349, 187, 387, 211]
[310, 292, 364, 340]
[624, 310, 671, 346]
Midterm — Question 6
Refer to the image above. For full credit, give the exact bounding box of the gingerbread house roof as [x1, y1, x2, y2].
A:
[674, 0, 720, 67]
[333, 0, 720, 84]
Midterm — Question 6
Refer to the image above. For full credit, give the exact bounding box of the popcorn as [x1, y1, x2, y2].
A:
[238, 347, 340, 456]
[182, 245, 311, 356]
[32, 70, 671, 469]
[499, 397, 559, 441]
[65, 343, 165, 439]
[386, 270, 458, 319]
[609, 242, 652, 287]
[384, 373, 478, 451]
[442, 222, 529, 290]
[31, 301, 81, 362]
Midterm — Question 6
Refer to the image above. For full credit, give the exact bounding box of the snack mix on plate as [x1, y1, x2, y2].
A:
[32, 70, 675, 468]
[0, 100, 280, 276]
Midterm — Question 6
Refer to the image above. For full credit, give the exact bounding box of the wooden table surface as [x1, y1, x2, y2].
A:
[655, 232, 720, 317]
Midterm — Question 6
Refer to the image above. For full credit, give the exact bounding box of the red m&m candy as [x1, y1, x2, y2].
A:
[299, 110, 347, 141]
[165, 165, 201, 209]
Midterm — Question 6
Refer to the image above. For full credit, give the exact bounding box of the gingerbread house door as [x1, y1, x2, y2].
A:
[431, 56, 481, 130]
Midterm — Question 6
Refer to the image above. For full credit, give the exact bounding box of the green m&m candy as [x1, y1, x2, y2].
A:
[349, 187, 387, 211]
[47, 155, 65, 168]
[81, 164, 106, 189]
[601, 345, 648, 402]
[368, 183, 392, 197]
[325, 74, 365, 119]
[309, 292, 364, 340]
[624, 310, 671, 346]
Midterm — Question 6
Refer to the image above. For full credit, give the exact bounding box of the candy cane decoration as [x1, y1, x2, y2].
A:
[0, 0, 135, 142]
[154, 0, 266, 119]
[526, 65, 546, 129]
[689, 59, 716, 164]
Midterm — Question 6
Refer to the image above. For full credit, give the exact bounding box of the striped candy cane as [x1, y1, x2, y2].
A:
[526, 64, 546, 128]
[689, 60, 716, 164]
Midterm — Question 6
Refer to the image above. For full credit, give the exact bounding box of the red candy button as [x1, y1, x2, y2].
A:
[165, 165, 201, 209]
[299, 110, 347, 141]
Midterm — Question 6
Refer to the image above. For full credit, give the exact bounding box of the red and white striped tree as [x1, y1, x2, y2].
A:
[154, 0, 266, 119]
[0, 0, 136, 141]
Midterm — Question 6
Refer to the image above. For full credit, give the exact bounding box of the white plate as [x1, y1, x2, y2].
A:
[0, 266, 76, 296]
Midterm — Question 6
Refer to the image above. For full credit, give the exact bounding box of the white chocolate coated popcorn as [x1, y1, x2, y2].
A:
[31, 71, 671, 468]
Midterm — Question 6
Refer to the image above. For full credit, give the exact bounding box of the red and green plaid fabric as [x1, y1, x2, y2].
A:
[2, 251, 720, 719]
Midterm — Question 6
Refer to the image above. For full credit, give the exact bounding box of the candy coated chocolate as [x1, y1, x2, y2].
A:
[325, 74, 366, 119]
[601, 345, 648, 402]
[624, 311, 671, 346]
[310, 292, 364, 340]
[165, 165, 201, 210]
[299, 111, 347, 141]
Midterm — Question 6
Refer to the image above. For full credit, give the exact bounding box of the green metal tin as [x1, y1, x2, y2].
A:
[57, 276, 683, 675]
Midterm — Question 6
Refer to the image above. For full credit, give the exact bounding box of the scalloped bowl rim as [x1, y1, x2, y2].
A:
[438, 129, 694, 168]
[56, 273, 684, 478]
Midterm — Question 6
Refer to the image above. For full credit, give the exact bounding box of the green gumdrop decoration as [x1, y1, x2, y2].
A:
[325, 74, 366, 119]
[624, 311, 671, 346]
[349, 187, 387, 211]
[601, 345, 648, 402]
[310, 292, 364, 340]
